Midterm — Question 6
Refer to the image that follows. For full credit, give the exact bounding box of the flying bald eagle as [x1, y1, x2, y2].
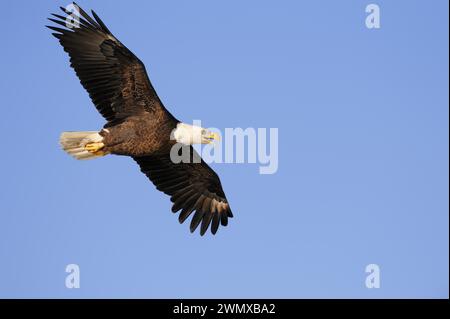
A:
[47, 3, 233, 236]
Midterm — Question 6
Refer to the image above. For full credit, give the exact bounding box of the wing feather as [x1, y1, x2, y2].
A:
[47, 3, 175, 124]
[134, 146, 233, 235]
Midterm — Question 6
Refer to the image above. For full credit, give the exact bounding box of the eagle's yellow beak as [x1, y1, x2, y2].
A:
[207, 132, 220, 143]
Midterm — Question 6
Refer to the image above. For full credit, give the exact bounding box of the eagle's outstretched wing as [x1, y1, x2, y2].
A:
[134, 147, 233, 236]
[47, 3, 176, 125]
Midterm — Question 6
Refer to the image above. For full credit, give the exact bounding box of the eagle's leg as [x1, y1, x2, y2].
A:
[85, 142, 105, 154]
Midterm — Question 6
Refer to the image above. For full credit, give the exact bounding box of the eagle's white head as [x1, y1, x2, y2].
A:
[172, 123, 220, 145]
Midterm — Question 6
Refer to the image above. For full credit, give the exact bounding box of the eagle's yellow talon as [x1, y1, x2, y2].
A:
[85, 142, 104, 153]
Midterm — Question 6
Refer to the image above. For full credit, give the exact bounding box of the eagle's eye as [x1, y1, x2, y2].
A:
[201, 129, 206, 135]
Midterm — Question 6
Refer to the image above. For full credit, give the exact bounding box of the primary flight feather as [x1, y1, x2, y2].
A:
[47, 3, 233, 236]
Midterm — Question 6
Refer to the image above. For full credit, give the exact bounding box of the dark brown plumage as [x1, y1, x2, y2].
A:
[47, 3, 233, 235]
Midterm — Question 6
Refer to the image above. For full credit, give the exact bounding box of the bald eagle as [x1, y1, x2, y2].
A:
[47, 3, 233, 236]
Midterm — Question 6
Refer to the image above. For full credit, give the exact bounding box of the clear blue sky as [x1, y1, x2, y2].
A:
[0, 0, 448, 298]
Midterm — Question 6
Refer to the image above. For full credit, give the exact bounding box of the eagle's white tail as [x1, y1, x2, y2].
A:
[60, 131, 106, 160]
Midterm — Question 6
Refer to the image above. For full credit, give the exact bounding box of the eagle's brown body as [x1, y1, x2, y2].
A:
[48, 3, 233, 235]
[101, 114, 177, 157]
